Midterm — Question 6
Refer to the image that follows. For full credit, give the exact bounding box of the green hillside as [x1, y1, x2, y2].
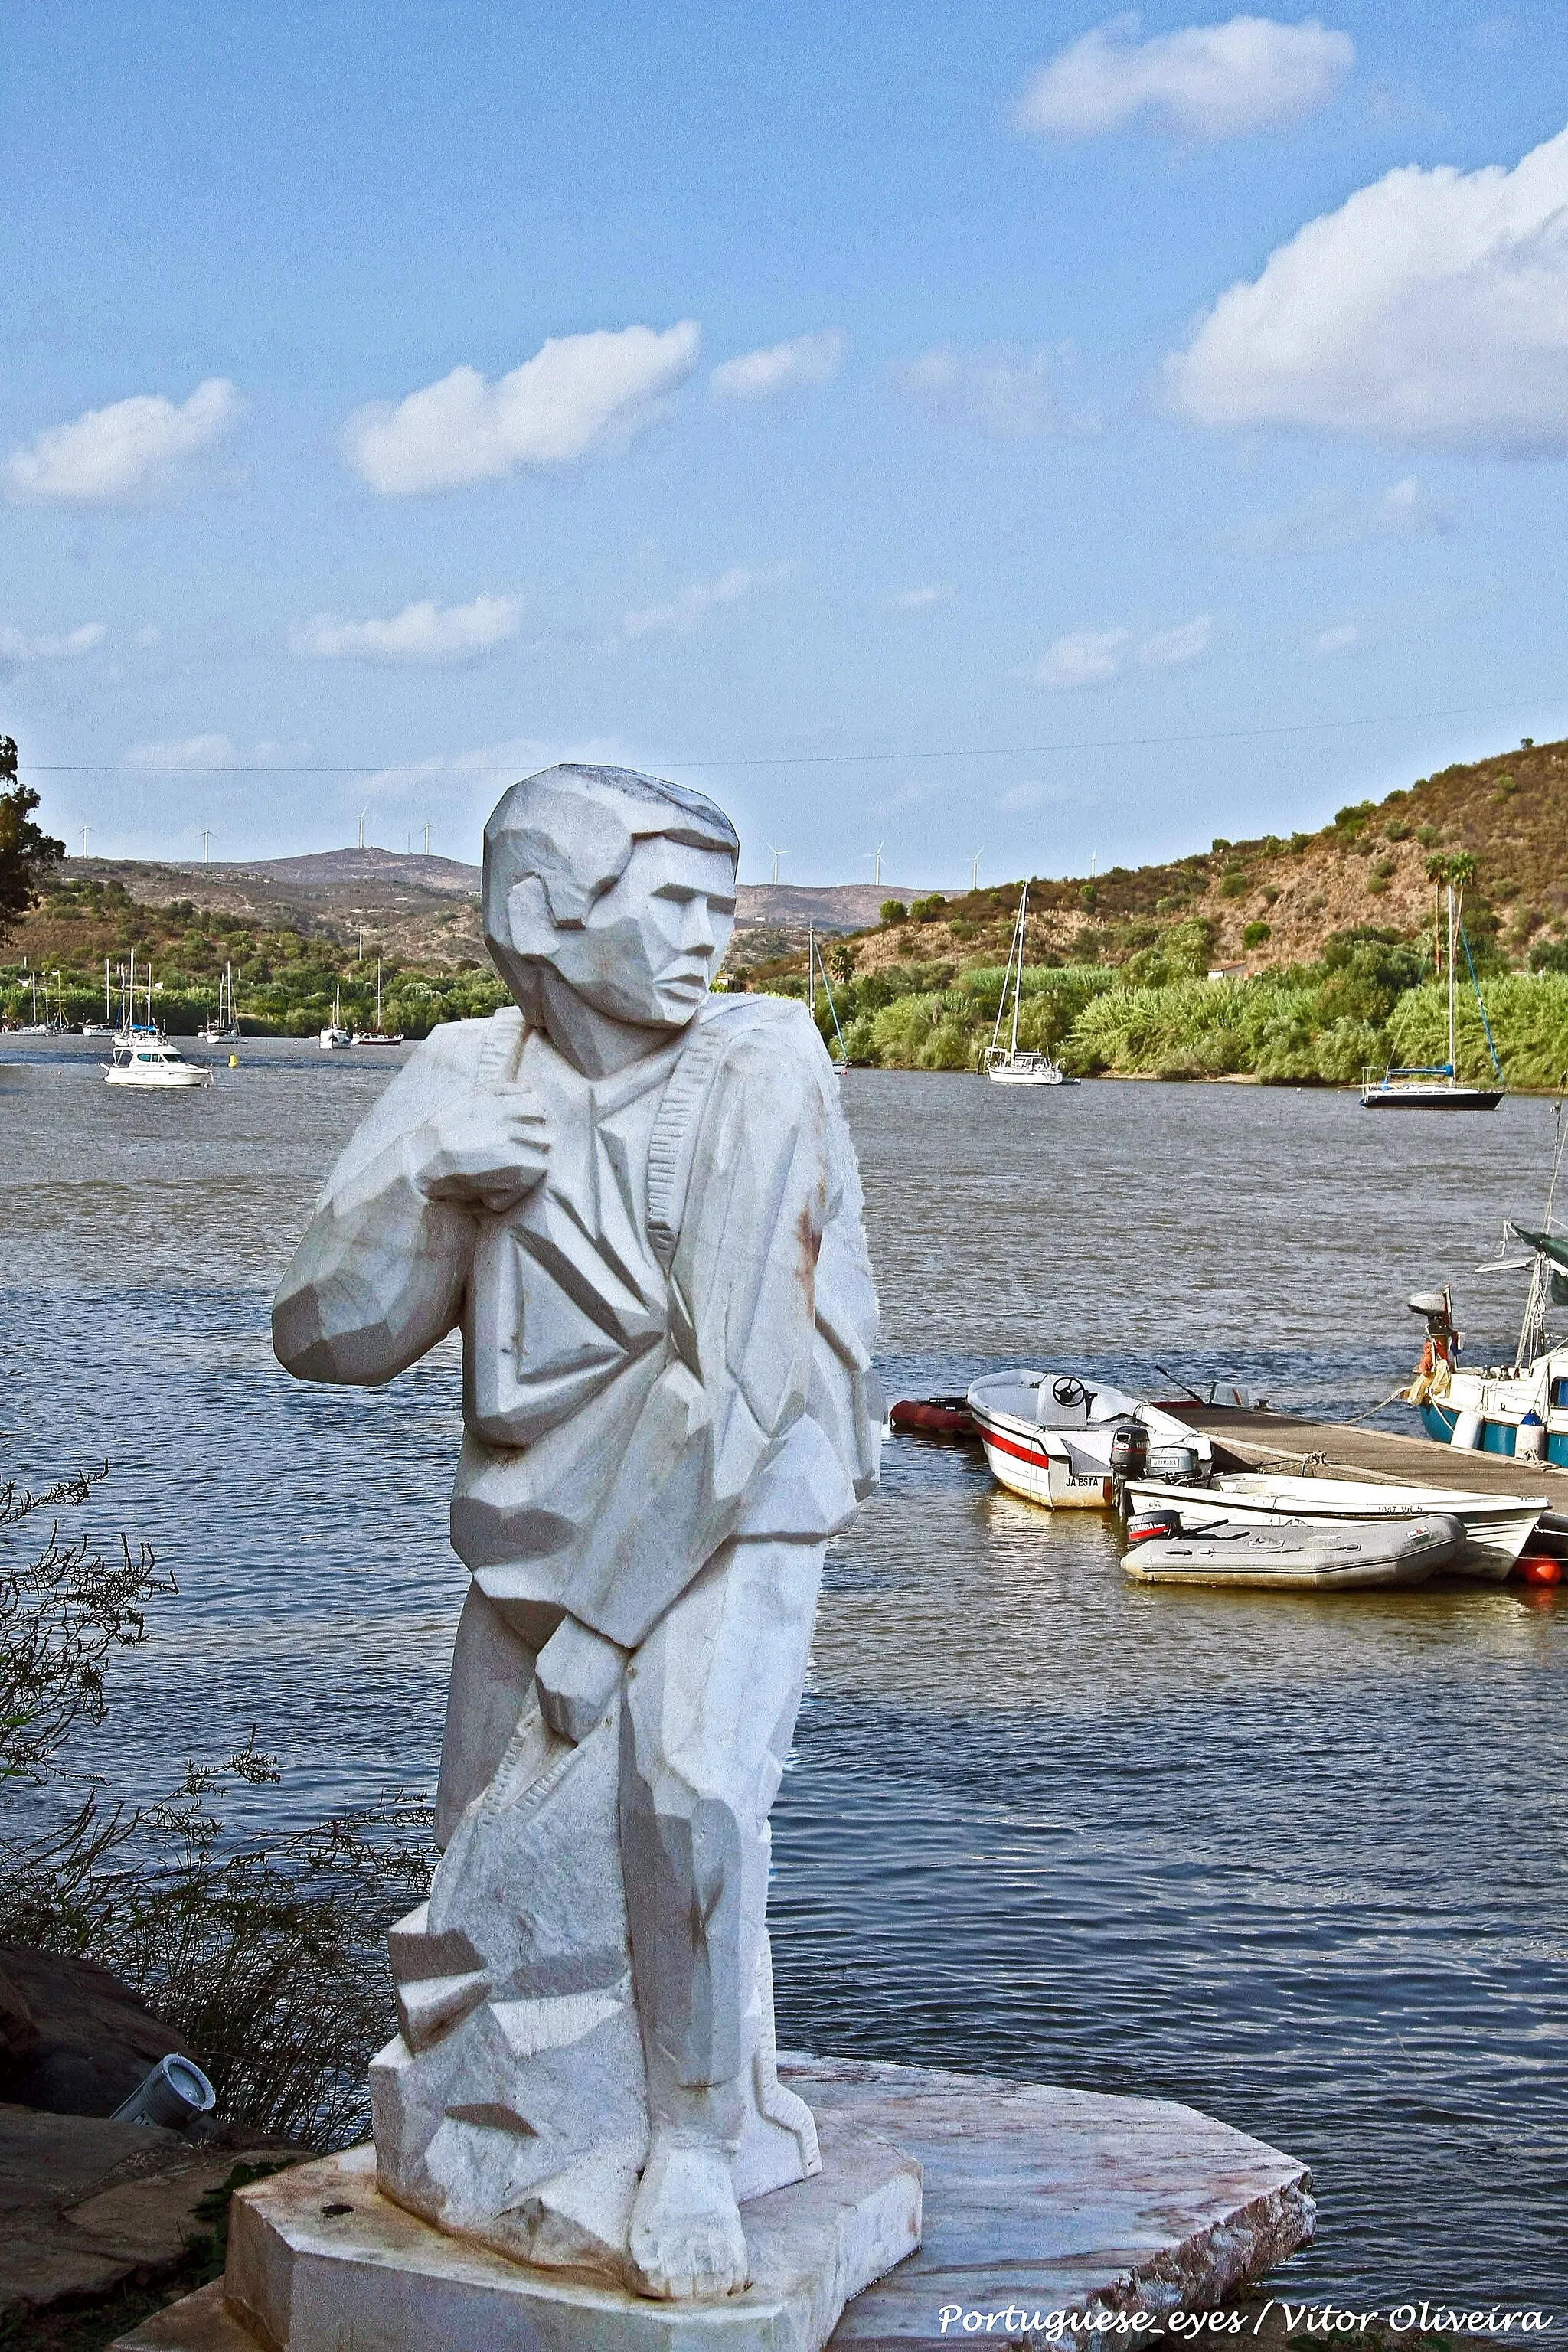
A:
[760, 733, 1568, 1085]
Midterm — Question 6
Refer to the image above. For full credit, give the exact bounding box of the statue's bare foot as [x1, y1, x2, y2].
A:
[627, 2136, 748, 2301]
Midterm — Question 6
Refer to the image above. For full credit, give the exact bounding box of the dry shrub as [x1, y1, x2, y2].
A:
[0, 1468, 433, 2149]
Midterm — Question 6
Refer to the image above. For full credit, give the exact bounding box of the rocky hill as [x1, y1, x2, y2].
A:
[771, 732, 1568, 984]
[10, 733, 1565, 1001]
[21, 859, 909, 975]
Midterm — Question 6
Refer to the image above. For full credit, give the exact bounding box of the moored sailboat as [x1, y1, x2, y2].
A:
[352, 959, 403, 1045]
[319, 984, 353, 1050]
[200, 962, 242, 1042]
[984, 885, 1076, 1086]
[1361, 883, 1502, 1109]
[807, 927, 848, 1076]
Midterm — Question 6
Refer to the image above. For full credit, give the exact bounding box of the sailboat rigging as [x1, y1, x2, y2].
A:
[985, 884, 1076, 1086]
[352, 959, 403, 1045]
[807, 927, 848, 1076]
[1361, 882, 1503, 1109]
[199, 962, 242, 1043]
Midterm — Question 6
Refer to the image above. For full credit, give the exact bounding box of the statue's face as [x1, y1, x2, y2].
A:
[517, 836, 737, 1030]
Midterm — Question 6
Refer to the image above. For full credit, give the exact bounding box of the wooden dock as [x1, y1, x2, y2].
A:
[1178, 1404, 1567, 1498]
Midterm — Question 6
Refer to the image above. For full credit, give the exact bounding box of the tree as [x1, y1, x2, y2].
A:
[0, 737, 65, 946]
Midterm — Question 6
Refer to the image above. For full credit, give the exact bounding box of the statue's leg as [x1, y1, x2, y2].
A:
[434, 1582, 540, 1850]
[619, 1535, 823, 2300]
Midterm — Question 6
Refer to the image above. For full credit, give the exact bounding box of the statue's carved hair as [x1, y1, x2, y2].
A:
[483, 763, 737, 938]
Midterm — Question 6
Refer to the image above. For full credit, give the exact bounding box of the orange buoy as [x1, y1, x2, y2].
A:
[1515, 1554, 1563, 1585]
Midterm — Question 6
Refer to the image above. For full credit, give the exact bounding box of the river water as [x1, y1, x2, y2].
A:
[2, 1038, 1564, 2309]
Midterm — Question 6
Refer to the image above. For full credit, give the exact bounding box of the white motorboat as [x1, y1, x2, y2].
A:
[103, 1040, 212, 1090]
[984, 885, 1077, 1086]
[1122, 1470, 1544, 1579]
[1406, 1100, 1568, 1465]
[1122, 1511, 1464, 1590]
[320, 983, 354, 1050]
[967, 1369, 1210, 1508]
[200, 962, 242, 1043]
[1361, 883, 1503, 1110]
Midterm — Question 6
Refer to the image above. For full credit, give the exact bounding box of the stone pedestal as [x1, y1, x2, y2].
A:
[115, 2054, 1314, 2352]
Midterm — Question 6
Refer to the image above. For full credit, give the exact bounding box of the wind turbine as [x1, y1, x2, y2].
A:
[79, 821, 90, 861]
[423, 821, 432, 856]
[766, 843, 788, 886]
[867, 843, 885, 887]
[970, 848, 982, 892]
[200, 825, 214, 864]
[358, 808, 368, 851]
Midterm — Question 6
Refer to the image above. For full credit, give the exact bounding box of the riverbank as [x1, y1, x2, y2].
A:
[792, 942, 1568, 1086]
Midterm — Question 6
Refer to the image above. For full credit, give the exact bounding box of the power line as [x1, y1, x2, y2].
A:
[24, 693, 1568, 780]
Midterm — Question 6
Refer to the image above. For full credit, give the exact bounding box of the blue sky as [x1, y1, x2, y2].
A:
[4, 0, 1568, 887]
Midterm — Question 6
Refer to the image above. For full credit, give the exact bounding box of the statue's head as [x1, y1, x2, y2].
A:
[483, 764, 739, 1031]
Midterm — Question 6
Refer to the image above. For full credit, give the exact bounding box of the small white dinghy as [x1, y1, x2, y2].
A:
[968, 1370, 1210, 1508]
[1122, 1511, 1464, 1590]
[1122, 1470, 1544, 1579]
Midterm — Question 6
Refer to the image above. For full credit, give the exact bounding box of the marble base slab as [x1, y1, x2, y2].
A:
[115, 2053, 1314, 2352]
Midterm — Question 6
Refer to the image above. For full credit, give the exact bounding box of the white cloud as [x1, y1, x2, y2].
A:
[621, 564, 789, 640]
[1025, 627, 1133, 689]
[292, 593, 524, 666]
[343, 322, 701, 495]
[1227, 473, 1451, 554]
[0, 620, 106, 662]
[2, 379, 243, 505]
[1138, 613, 1214, 668]
[124, 733, 240, 770]
[1016, 12, 1353, 142]
[890, 584, 951, 611]
[122, 735, 308, 772]
[135, 624, 164, 650]
[996, 782, 1057, 812]
[895, 344, 1094, 439]
[1023, 615, 1214, 688]
[1166, 122, 1568, 452]
[710, 330, 844, 401]
[1312, 621, 1361, 655]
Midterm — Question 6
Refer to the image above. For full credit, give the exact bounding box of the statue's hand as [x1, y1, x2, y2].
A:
[536, 1616, 629, 1744]
[410, 1086, 549, 1215]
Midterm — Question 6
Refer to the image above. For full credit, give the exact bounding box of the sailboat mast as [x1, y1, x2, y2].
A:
[1446, 885, 1456, 1081]
[1011, 886, 1026, 1060]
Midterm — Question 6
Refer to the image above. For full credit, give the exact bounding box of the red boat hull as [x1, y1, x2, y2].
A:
[890, 1398, 975, 1438]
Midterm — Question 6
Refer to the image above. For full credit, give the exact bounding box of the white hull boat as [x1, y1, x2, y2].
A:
[984, 885, 1076, 1087]
[200, 961, 242, 1043]
[1122, 1471, 1544, 1579]
[321, 982, 354, 1050]
[968, 1370, 1210, 1509]
[104, 1040, 212, 1090]
[1123, 1512, 1464, 1590]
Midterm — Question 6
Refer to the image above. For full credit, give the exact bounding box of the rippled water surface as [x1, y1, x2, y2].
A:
[2, 1040, 1565, 2306]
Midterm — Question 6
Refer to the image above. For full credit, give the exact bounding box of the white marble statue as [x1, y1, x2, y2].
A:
[273, 765, 881, 2304]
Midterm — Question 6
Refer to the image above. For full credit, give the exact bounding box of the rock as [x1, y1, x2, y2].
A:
[0, 2101, 303, 2318]
[0, 1945, 194, 2117]
[0, 1962, 41, 2070]
[113, 2053, 1315, 2352]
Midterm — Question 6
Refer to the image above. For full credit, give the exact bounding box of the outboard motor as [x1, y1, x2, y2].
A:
[1110, 1423, 1148, 1478]
[1125, 1508, 1181, 1545]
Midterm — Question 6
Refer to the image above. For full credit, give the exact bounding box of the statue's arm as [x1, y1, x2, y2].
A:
[272, 1040, 481, 1386]
[559, 1037, 827, 1648]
